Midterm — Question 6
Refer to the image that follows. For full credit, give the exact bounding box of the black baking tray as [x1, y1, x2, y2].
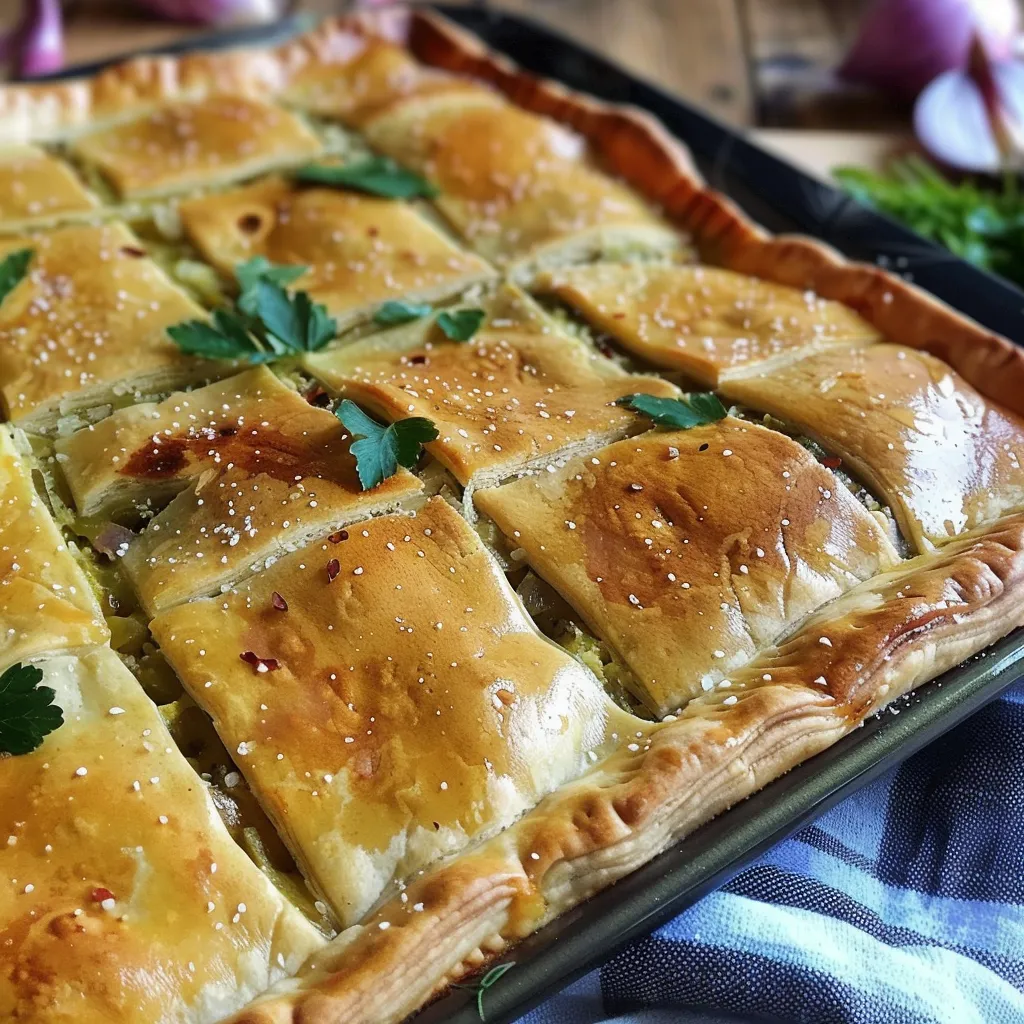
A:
[31, 9, 1024, 1023]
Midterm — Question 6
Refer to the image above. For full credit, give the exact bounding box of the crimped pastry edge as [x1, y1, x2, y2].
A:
[225, 511, 1024, 1024]
[5, 10, 1024, 1023]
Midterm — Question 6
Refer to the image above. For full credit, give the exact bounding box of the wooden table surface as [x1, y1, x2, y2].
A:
[10, 0, 913, 178]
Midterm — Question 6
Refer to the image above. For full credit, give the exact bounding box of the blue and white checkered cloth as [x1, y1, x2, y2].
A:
[523, 685, 1024, 1024]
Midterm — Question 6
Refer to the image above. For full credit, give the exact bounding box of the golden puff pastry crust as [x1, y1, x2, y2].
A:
[0, 222, 215, 431]
[0, 427, 108, 673]
[362, 91, 680, 275]
[151, 497, 636, 929]
[228, 511, 1024, 1024]
[0, 646, 325, 1024]
[536, 262, 881, 386]
[719, 344, 1024, 553]
[56, 366, 422, 615]
[178, 175, 496, 331]
[0, 145, 97, 232]
[304, 285, 679, 490]
[70, 96, 323, 200]
[476, 419, 899, 716]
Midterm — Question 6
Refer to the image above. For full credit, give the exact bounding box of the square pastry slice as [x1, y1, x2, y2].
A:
[0, 646, 325, 1023]
[70, 96, 323, 200]
[304, 285, 679, 490]
[0, 145, 97, 231]
[178, 175, 495, 331]
[0, 427, 108, 672]
[719, 344, 1024, 552]
[475, 418, 901, 716]
[0, 222, 214, 430]
[151, 497, 635, 927]
[362, 93, 680, 275]
[56, 366, 422, 615]
[536, 263, 881, 386]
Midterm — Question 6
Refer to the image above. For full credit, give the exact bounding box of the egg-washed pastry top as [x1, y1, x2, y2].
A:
[1, 11, 1024, 1024]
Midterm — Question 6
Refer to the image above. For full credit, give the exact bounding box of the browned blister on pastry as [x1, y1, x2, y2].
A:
[0, 647, 325, 1024]
[0, 222, 215, 430]
[720, 344, 1024, 553]
[0, 427, 108, 672]
[56, 366, 422, 615]
[70, 96, 323, 200]
[179, 176, 496, 331]
[363, 92, 680, 275]
[476, 418, 899, 716]
[151, 497, 637, 928]
[537, 262, 881, 385]
[305, 285, 679, 490]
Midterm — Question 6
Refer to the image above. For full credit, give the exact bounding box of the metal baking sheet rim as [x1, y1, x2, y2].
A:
[25, 9, 1024, 1023]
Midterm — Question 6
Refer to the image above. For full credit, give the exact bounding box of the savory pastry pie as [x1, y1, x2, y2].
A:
[1, 11, 1024, 1024]
[179, 174, 496, 330]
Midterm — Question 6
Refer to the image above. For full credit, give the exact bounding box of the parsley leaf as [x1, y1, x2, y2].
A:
[453, 962, 516, 1021]
[235, 257, 307, 317]
[0, 662, 63, 755]
[336, 399, 438, 490]
[374, 299, 434, 326]
[167, 309, 274, 363]
[0, 248, 32, 308]
[615, 392, 728, 429]
[437, 307, 486, 342]
[295, 157, 439, 199]
[254, 280, 336, 353]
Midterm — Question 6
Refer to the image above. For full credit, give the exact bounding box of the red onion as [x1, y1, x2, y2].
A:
[1, 0, 64, 79]
[840, 0, 1019, 99]
[915, 36, 1024, 172]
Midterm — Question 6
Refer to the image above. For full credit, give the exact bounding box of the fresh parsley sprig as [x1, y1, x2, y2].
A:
[452, 962, 516, 1021]
[437, 307, 486, 342]
[374, 299, 434, 326]
[615, 392, 727, 429]
[167, 259, 336, 363]
[296, 156, 439, 199]
[0, 248, 32, 308]
[336, 399, 438, 490]
[0, 662, 63, 755]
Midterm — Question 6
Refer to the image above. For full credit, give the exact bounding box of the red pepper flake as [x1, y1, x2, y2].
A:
[821, 456, 842, 470]
[271, 592, 288, 612]
[91, 887, 115, 903]
[326, 558, 341, 581]
[408, 354, 428, 365]
[237, 213, 263, 234]
[612, 311, 626, 319]
[328, 530, 348, 544]
[119, 245, 146, 258]
[240, 651, 280, 673]
[305, 386, 330, 408]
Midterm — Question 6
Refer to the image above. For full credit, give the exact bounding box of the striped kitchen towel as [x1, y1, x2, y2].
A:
[522, 684, 1024, 1024]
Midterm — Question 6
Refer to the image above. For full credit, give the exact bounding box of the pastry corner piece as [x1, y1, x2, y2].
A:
[151, 496, 639, 929]
[362, 91, 683, 278]
[476, 417, 900, 717]
[0, 222, 217, 432]
[535, 262, 881, 387]
[0, 425, 108, 672]
[0, 145, 98, 232]
[55, 366, 422, 616]
[0, 646, 325, 1023]
[223, 510, 1024, 1024]
[304, 284, 679, 493]
[719, 343, 1024, 553]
